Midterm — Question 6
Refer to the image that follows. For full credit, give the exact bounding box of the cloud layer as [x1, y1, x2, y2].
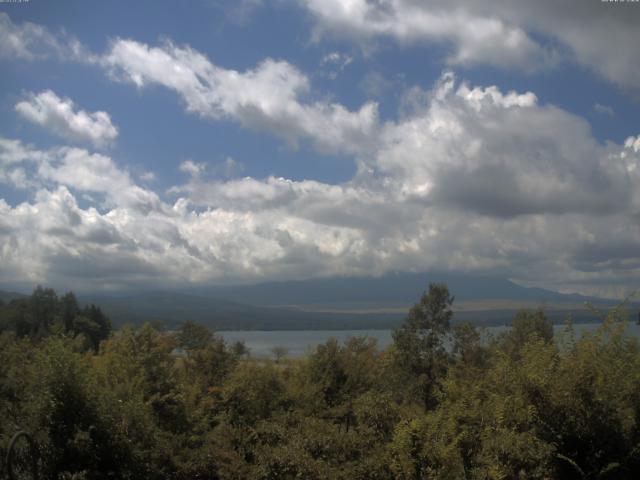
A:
[299, 0, 640, 90]
[2, 69, 639, 297]
[1, 11, 639, 297]
[15, 90, 118, 147]
[3, 4, 640, 91]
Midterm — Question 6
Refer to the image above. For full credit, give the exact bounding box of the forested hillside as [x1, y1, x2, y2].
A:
[1, 285, 639, 479]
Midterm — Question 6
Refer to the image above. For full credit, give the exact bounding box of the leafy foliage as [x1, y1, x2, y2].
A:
[1, 285, 640, 478]
[0, 286, 111, 351]
[391, 283, 454, 408]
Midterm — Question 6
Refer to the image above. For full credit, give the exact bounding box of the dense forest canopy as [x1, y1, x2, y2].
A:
[1, 284, 639, 479]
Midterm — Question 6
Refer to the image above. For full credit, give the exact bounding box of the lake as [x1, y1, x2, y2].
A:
[219, 322, 640, 358]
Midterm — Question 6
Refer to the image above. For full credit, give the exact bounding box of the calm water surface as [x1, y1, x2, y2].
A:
[220, 323, 640, 358]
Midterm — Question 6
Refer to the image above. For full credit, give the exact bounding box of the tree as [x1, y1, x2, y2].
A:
[75, 304, 112, 351]
[219, 362, 286, 428]
[177, 320, 213, 351]
[499, 308, 553, 358]
[271, 345, 289, 363]
[4, 298, 32, 338]
[94, 324, 185, 434]
[59, 292, 80, 333]
[451, 321, 489, 369]
[306, 338, 347, 409]
[232, 340, 249, 357]
[28, 286, 59, 340]
[392, 283, 454, 409]
[302, 336, 381, 436]
[183, 334, 237, 391]
[27, 338, 130, 479]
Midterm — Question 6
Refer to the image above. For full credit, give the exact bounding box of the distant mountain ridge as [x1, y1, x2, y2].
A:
[78, 291, 401, 331]
[202, 272, 604, 308]
[1, 273, 628, 330]
[0, 290, 27, 304]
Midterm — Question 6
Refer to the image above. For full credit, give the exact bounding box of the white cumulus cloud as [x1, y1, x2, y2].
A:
[1, 73, 640, 297]
[0, 138, 160, 212]
[300, 0, 553, 71]
[15, 90, 118, 148]
[0, 12, 94, 62]
[298, 0, 640, 91]
[101, 38, 379, 155]
[179, 159, 207, 177]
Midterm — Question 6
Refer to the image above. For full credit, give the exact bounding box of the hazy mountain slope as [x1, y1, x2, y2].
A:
[0, 290, 28, 303]
[78, 291, 402, 330]
[5, 271, 626, 331]
[78, 271, 621, 330]
[204, 272, 601, 308]
[79, 289, 609, 330]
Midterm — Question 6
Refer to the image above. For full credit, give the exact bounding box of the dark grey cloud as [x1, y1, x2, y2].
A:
[431, 163, 631, 218]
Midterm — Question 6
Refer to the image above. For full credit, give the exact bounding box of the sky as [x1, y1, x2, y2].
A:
[1, 0, 640, 298]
